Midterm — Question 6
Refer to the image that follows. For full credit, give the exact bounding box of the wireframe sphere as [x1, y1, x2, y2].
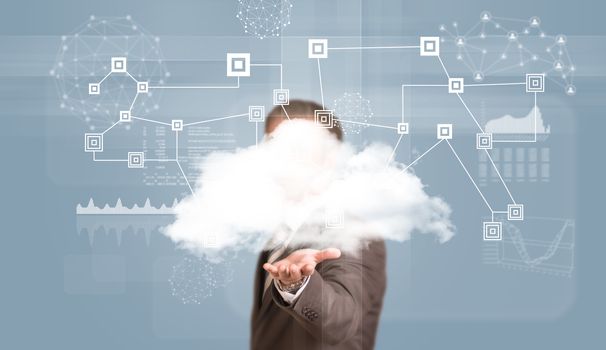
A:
[51, 15, 170, 130]
[333, 92, 374, 135]
[236, 0, 293, 39]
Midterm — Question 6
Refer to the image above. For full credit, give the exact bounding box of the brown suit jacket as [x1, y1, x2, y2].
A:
[251, 241, 386, 350]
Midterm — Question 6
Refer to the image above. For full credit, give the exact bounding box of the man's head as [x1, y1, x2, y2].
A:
[265, 100, 343, 141]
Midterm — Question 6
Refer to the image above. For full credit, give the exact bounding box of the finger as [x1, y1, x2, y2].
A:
[278, 264, 289, 281]
[262, 263, 278, 275]
[314, 248, 341, 263]
[301, 264, 315, 276]
[289, 265, 301, 280]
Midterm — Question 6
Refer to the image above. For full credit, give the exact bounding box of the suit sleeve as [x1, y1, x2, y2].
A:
[270, 242, 386, 345]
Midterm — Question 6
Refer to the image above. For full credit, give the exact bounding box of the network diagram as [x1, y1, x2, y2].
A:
[439, 11, 576, 95]
[66, 12, 574, 242]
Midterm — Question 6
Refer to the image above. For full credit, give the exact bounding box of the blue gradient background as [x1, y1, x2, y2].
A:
[1, 0, 605, 349]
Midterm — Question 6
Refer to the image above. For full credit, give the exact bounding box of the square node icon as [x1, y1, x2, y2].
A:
[420, 36, 440, 56]
[314, 110, 334, 128]
[397, 122, 409, 135]
[137, 81, 149, 94]
[88, 83, 100, 95]
[128, 152, 144, 168]
[308, 39, 328, 58]
[120, 110, 131, 122]
[204, 234, 218, 248]
[273, 89, 290, 105]
[111, 57, 127, 73]
[248, 105, 265, 122]
[226, 53, 250, 77]
[171, 119, 183, 131]
[476, 133, 493, 149]
[526, 73, 544, 93]
[448, 78, 464, 93]
[483, 221, 502, 241]
[436, 123, 452, 140]
[84, 133, 103, 152]
[325, 208, 344, 229]
[507, 204, 524, 221]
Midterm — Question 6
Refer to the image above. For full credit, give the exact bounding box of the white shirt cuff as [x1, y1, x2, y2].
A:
[274, 276, 311, 304]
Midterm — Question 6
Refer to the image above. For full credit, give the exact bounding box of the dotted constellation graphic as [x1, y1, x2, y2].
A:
[236, 0, 293, 39]
[332, 92, 374, 135]
[439, 11, 576, 95]
[72, 12, 575, 242]
[169, 256, 234, 303]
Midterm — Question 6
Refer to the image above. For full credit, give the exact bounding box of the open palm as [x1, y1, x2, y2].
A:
[262, 248, 341, 284]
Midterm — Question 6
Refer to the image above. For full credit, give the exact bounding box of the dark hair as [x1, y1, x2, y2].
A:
[264, 100, 343, 141]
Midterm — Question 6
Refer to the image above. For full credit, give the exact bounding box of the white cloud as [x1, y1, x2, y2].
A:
[163, 119, 454, 259]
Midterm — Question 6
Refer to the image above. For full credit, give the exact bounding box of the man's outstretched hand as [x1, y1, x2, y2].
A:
[262, 248, 341, 284]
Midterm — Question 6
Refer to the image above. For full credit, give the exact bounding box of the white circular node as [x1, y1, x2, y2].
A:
[473, 71, 484, 82]
[565, 84, 576, 96]
[455, 36, 465, 47]
[556, 34, 567, 45]
[553, 60, 564, 71]
[507, 31, 518, 41]
[529, 16, 541, 27]
[480, 11, 492, 22]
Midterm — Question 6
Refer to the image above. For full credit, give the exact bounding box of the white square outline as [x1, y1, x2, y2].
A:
[248, 105, 265, 122]
[171, 119, 183, 131]
[526, 73, 544, 93]
[273, 89, 290, 105]
[397, 122, 409, 135]
[483, 221, 502, 241]
[420, 36, 440, 56]
[120, 110, 131, 122]
[226, 53, 251, 77]
[448, 78, 464, 93]
[476, 133, 493, 149]
[314, 110, 334, 128]
[325, 208, 345, 229]
[308, 39, 328, 58]
[128, 152, 144, 168]
[137, 81, 149, 93]
[88, 83, 100, 95]
[507, 204, 524, 221]
[111, 57, 127, 73]
[437, 123, 453, 140]
[84, 133, 103, 152]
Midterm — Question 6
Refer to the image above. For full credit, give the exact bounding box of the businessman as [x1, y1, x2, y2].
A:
[251, 100, 387, 350]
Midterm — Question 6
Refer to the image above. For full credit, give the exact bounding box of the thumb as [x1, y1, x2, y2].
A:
[314, 248, 341, 263]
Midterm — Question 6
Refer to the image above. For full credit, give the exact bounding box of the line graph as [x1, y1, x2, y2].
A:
[483, 215, 575, 277]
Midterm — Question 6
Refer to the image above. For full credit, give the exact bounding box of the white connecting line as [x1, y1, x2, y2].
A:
[88, 59, 259, 196]
[445, 140, 493, 212]
[183, 113, 248, 127]
[327, 45, 420, 51]
[149, 76, 240, 89]
[386, 133, 405, 167]
[95, 110, 249, 196]
[401, 139, 443, 172]
[337, 119, 397, 130]
[317, 58, 325, 109]
[88, 42, 529, 215]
